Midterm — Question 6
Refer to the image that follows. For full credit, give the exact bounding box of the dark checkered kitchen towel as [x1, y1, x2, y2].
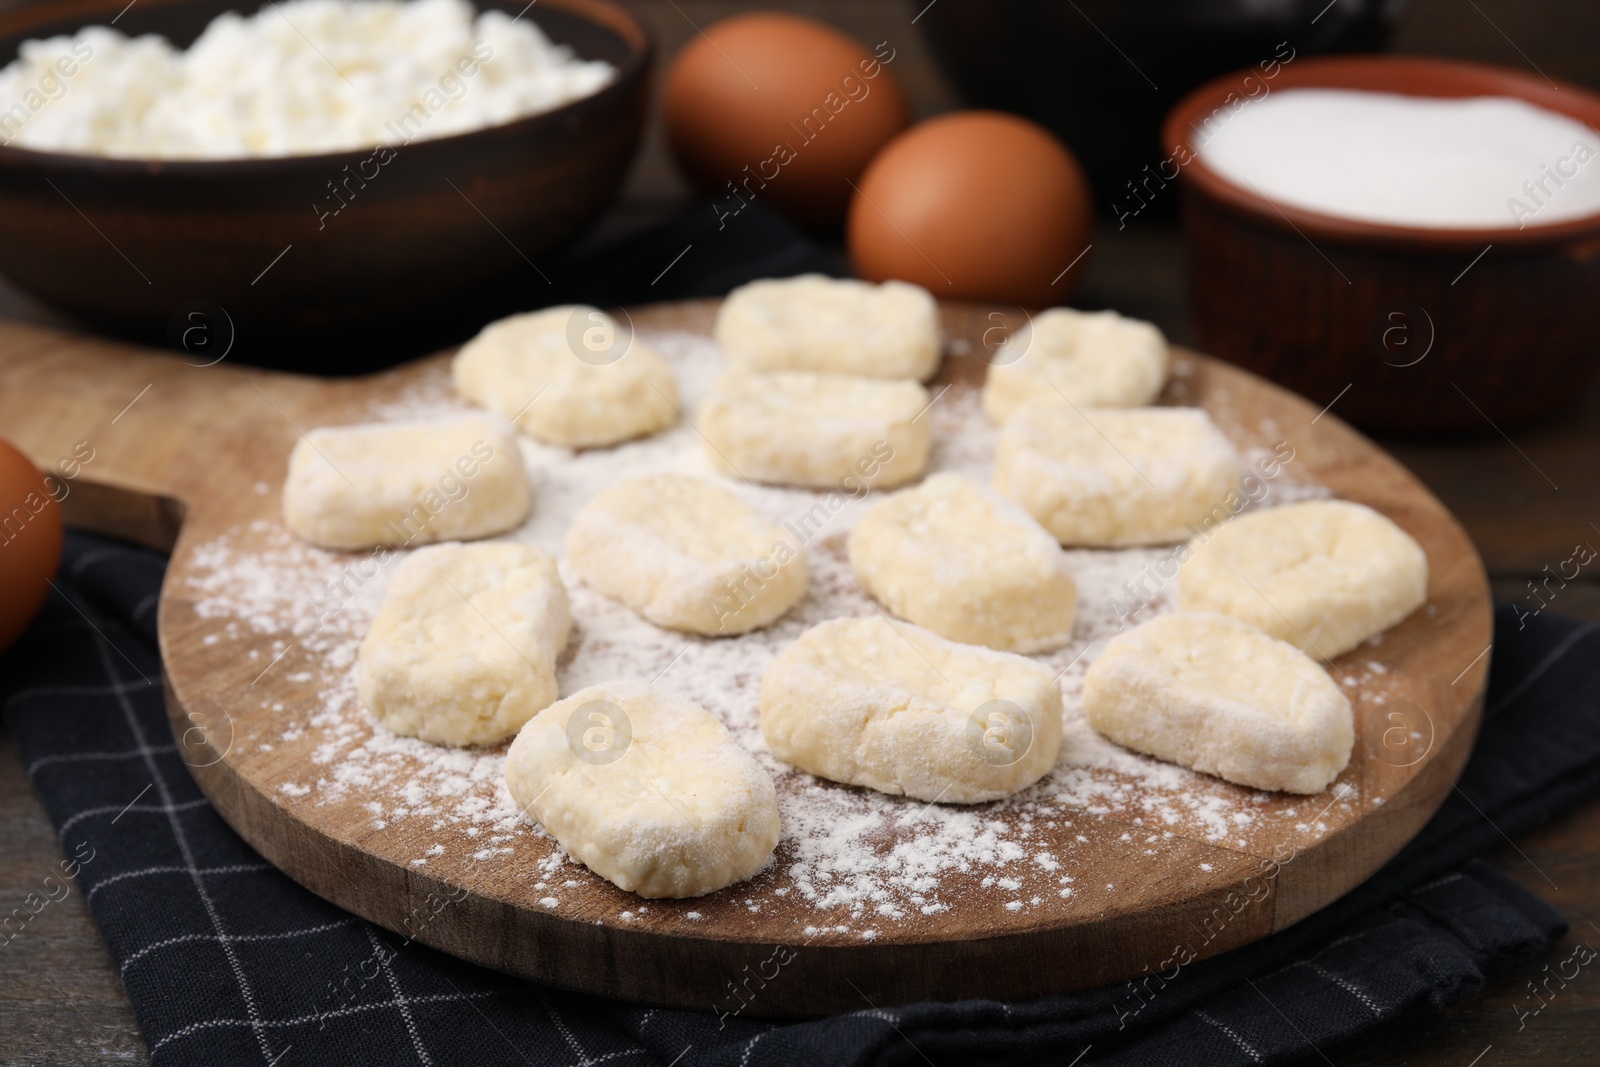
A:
[3, 527, 1595, 1066]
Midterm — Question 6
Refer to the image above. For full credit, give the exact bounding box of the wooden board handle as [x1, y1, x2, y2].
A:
[0, 320, 398, 548]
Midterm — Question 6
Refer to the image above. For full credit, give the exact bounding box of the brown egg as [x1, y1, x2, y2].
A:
[663, 13, 910, 229]
[0, 437, 63, 654]
[848, 111, 1095, 307]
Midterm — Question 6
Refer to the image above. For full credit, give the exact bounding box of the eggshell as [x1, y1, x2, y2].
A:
[848, 111, 1094, 307]
[0, 437, 63, 654]
[664, 13, 910, 229]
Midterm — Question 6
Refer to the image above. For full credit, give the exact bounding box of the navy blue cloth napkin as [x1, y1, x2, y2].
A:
[1, 531, 1589, 1066]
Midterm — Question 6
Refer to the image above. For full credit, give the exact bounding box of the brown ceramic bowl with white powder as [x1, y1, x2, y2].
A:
[1164, 56, 1600, 432]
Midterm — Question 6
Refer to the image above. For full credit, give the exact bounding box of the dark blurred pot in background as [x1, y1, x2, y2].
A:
[912, 0, 1408, 214]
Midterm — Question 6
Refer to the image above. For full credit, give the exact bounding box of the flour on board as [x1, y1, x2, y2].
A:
[183, 329, 1374, 933]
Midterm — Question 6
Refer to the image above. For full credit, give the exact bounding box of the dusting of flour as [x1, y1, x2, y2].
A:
[183, 332, 1360, 937]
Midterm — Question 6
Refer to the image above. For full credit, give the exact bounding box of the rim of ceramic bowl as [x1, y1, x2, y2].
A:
[0, 0, 651, 175]
[1162, 54, 1600, 252]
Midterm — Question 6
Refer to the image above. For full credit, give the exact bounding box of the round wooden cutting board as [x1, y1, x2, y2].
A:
[0, 299, 1491, 1016]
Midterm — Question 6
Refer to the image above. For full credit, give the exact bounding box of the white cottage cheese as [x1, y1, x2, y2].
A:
[0, 0, 615, 158]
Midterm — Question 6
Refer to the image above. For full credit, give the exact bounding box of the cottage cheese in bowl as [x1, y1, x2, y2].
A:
[0, 0, 616, 159]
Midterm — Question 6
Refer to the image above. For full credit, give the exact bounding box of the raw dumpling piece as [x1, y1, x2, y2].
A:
[505, 681, 780, 897]
[282, 415, 529, 550]
[715, 274, 940, 381]
[698, 371, 931, 490]
[452, 305, 678, 448]
[1179, 499, 1428, 661]
[994, 405, 1241, 546]
[1083, 613, 1353, 793]
[983, 307, 1169, 424]
[564, 473, 807, 635]
[358, 543, 569, 746]
[848, 472, 1076, 652]
[759, 617, 1063, 803]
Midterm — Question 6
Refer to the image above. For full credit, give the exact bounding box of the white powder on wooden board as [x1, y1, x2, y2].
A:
[1198, 89, 1600, 229]
[183, 330, 1379, 935]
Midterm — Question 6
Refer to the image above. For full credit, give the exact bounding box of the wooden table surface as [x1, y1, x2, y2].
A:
[3, 0, 1599, 1063]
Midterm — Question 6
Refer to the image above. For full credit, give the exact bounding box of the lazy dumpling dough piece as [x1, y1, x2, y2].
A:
[358, 542, 569, 746]
[848, 472, 1077, 653]
[1083, 613, 1353, 794]
[994, 405, 1241, 547]
[1179, 499, 1429, 661]
[282, 415, 529, 551]
[982, 307, 1170, 424]
[564, 473, 807, 635]
[715, 274, 940, 381]
[505, 681, 780, 897]
[698, 371, 931, 490]
[759, 617, 1063, 803]
[452, 305, 678, 448]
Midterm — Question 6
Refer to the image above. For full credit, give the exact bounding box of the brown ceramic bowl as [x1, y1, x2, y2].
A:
[1164, 56, 1600, 432]
[0, 0, 650, 344]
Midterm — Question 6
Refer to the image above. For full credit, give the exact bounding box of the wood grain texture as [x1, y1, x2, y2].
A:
[0, 731, 150, 1064]
[0, 297, 1491, 1015]
[0, 0, 1592, 1052]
